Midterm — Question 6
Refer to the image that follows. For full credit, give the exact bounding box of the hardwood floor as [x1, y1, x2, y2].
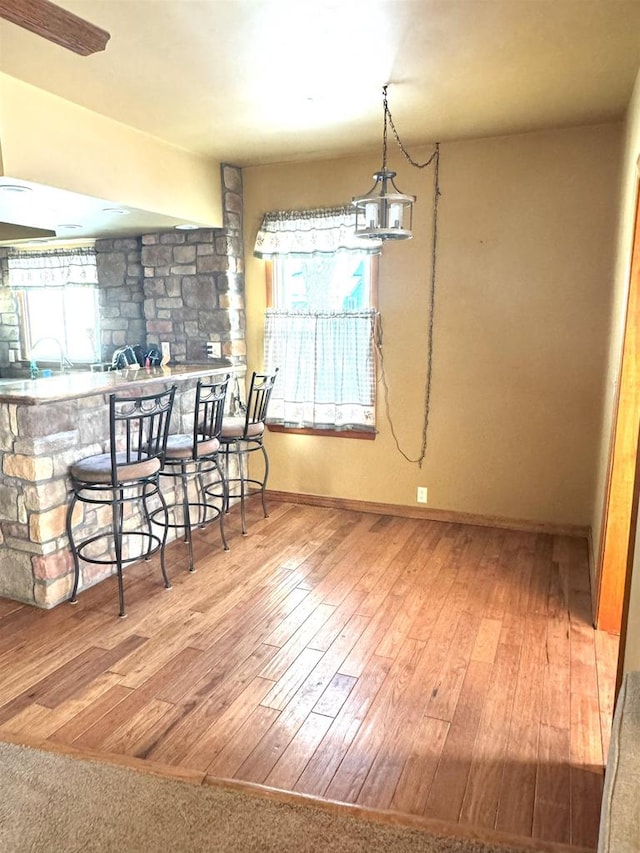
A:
[0, 501, 618, 850]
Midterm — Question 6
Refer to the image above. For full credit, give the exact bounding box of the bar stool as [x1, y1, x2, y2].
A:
[155, 375, 230, 572]
[219, 369, 278, 535]
[66, 386, 176, 617]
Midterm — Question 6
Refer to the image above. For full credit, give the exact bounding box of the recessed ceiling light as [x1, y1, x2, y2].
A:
[0, 184, 32, 193]
[57, 223, 82, 230]
[102, 207, 130, 215]
[175, 223, 199, 230]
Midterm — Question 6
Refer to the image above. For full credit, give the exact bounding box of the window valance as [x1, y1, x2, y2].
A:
[254, 206, 382, 258]
[7, 248, 98, 288]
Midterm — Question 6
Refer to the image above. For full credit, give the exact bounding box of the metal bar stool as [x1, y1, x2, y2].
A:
[154, 375, 230, 572]
[219, 369, 278, 535]
[66, 386, 177, 617]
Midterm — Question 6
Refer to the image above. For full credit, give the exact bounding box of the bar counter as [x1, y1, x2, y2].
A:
[0, 360, 241, 609]
[0, 360, 235, 404]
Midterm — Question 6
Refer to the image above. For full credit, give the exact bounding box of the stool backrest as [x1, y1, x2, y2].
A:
[194, 374, 230, 455]
[243, 369, 278, 435]
[110, 386, 176, 477]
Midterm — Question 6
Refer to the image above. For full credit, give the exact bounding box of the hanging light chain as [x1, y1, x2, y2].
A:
[384, 84, 439, 171]
[381, 85, 389, 170]
[376, 82, 441, 468]
[418, 143, 440, 466]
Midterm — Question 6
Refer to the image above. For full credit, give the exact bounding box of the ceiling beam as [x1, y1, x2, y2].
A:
[0, 0, 110, 56]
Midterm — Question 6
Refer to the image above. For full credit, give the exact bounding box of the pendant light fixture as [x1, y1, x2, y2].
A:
[353, 86, 442, 470]
[353, 85, 416, 241]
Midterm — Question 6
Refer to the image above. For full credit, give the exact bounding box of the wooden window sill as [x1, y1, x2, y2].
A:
[267, 424, 376, 440]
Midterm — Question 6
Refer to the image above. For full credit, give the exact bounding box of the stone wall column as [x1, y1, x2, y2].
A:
[95, 238, 145, 362]
[142, 163, 246, 367]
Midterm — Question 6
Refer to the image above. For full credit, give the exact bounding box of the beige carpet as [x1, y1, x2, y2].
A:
[597, 671, 640, 853]
[0, 740, 563, 853]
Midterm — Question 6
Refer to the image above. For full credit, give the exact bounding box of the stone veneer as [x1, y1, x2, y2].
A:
[0, 392, 114, 606]
[94, 238, 146, 359]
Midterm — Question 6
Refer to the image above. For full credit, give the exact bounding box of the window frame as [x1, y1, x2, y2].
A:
[265, 253, 379, 440]
[16, 284, 101, 365]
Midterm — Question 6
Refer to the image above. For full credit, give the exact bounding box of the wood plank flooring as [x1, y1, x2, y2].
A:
[0, 501, 618, 850]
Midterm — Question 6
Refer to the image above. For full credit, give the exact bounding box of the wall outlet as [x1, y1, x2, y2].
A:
[417, 486, 428, 504]
[206, 341, 221, 358]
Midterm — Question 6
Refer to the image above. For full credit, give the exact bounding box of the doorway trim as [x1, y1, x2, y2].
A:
[596, 163, 640, 634]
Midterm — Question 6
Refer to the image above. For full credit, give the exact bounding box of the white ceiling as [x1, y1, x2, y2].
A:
[1, 0, 640, 242]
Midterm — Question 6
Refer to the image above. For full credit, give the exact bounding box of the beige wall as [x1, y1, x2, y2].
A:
[243, 123, 620, 527]
[604, 66, 640, 674]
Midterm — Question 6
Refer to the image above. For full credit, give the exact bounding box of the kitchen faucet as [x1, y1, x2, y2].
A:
[30, 337, 74, 373]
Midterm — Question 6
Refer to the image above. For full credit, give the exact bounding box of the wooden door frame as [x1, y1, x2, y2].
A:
[596, 163, 640, 634]
[615, 425, 640, 694]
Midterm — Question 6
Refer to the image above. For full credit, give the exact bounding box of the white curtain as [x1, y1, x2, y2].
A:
[7, 248, 98, 287]
[256, 207, 380, 432]
[254, 206, 381, 257]
[264, 309, 377, 431]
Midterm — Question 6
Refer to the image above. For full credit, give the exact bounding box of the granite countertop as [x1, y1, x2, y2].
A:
[0, 361, 239, 405]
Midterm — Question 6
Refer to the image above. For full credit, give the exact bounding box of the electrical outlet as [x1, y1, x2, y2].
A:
[206, 341, 221, 358]
[417, 486, 428, 504]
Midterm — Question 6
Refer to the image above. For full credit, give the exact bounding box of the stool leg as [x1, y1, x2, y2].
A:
[260, 442, 270, 520]
[141, 481, 154, 561]
[215, 457, 229, 551]
[239, 441, 247, 536]
[66, 489, 81, 604]
[223, 446, 231, 514]
[196, 464, 207, 527]
[180, 462, 195, 572]
[154, 477, 172, 590]
[112, 487, 126, 618]
[142, 473, 171, 589]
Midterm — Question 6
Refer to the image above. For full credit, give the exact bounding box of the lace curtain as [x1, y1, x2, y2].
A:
[7, 248, 98, 287]
[256, 206, 380, 432]
[254, 206, 382, 257]
[264, 309, 377, 431]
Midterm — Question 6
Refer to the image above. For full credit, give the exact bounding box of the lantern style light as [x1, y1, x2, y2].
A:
[353, 86, 415, 241]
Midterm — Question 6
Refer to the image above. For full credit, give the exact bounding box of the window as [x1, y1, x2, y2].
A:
[272, 254, 372, 312]
[255, 206, 380, 436]
[8, 248, 100, 363]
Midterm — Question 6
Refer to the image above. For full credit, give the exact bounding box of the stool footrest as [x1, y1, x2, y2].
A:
[74, 530, 164, 566]
[150, 500, 224, 531]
